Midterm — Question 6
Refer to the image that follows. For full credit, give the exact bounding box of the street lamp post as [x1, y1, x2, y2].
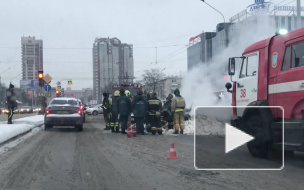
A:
[200, 0, 225, 23]
[200, 0, 229, 47]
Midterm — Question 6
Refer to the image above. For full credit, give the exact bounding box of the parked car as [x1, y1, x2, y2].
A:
[44, 97, 84, 131]
[85, 104, 103, 115]
[19, 106, 33, 114]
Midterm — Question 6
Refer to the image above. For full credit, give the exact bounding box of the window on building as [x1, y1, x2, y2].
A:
[282, 46, 290, 71]
[291, 42, 304, 68]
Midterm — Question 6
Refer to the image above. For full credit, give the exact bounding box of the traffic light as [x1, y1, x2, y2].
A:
[38, 71, 44, 87]
[56, 90, 61, 97]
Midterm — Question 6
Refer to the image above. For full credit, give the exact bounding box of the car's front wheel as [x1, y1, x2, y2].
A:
[92, 111, 98, 115]
[246, 115, 270, 158]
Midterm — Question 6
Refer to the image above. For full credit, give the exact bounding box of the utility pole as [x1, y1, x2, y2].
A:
[297, 0, 301, 29]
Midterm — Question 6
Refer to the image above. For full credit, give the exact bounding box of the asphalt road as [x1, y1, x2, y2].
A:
[0, 116, 303, 190]
[0, 113, 38, 122]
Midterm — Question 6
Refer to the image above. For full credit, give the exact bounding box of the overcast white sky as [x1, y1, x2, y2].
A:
[0, 0, 295, 90]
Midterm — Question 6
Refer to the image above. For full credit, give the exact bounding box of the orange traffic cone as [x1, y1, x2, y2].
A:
[167, 143, 178, 159]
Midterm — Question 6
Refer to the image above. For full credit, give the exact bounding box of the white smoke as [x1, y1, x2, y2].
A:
[181, 15, 276, 115]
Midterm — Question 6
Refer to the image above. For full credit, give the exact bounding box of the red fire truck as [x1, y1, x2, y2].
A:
[226, 27, 304, 158]
[111, 84, 142, 100]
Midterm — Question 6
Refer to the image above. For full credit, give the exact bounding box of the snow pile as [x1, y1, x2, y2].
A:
[0, 115, 44, 144]
[12, 115, 44, 126]
[0, 127, 41, 155]
[163, 115, 224, 136]
[194, 115, 224, 136]
[0, 124, 35, 144]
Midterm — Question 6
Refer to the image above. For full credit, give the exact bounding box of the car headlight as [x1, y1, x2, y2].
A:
[21, 109, 24, 111]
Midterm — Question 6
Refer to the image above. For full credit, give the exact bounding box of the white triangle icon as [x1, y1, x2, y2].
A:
[225, 123, 255, 153]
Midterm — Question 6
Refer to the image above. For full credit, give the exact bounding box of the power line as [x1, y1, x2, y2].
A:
[134, 45, 188, 72]
[281, 0, 296, 6]
[274, 0, 289, 6]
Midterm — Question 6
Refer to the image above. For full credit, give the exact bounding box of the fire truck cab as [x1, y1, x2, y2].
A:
[226, 27, 304, 158]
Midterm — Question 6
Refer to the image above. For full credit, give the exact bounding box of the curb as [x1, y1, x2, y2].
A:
[0, 123, 44, 146]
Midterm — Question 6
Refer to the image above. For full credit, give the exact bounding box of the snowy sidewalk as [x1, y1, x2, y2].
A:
[0, 115, 44, 144]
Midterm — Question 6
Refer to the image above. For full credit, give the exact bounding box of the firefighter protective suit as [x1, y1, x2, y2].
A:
[109, 90, 120, 133]
[147, 92, 162, 135]
[102, 92, 111, 130]
[171, 89, 186, 134]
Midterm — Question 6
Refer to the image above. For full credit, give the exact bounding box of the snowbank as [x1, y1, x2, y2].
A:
[0, 115, 44, 144]
[193, 115, 225, 135]
[163, 115, 225, 136]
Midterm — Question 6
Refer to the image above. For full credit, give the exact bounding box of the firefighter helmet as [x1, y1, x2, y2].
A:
[114, 90, 120, 96]
[174, 88, 180, 96]
[125, 90, 131, 97]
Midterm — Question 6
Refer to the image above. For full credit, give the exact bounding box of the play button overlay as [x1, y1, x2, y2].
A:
[194, 106, 284, 170]
[225, 123, 254, 153]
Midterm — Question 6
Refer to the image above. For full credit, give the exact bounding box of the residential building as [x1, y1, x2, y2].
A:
[21, 36, 43, 80]
[93, 37, 134, 102]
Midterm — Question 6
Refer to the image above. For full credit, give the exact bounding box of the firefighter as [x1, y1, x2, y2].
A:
[109, 90, 120, 133]
[117, 88, 132, 134]
[131, 90, 147, 135]
[6, 84, 17, 124]
[125, 90, 132, 127]
[162, 93, 174, 129]
[125, 90, 131, 98]
[102, 92, 111, 130]
[145, 91, 153, 132]
[147, 92, 162, 135]
[171, 88, 186, 134]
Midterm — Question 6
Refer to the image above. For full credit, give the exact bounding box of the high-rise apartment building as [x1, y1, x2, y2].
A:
[21, 36, 43, 80]
[92, 37, 134, 102]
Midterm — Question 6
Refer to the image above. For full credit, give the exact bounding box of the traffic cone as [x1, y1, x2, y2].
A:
[132, 124, 137, 137]
[127, 126, 132, 138]
[167, 143, 178, 159]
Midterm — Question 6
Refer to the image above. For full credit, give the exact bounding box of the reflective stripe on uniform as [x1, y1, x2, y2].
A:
[175, 108, 183, 112]
[151, 127, 156, 130]
[148, 100, 160, 104]
[9, 108, 13, 118]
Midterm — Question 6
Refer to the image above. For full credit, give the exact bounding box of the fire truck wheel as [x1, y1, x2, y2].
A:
[246, 115, 269, 158]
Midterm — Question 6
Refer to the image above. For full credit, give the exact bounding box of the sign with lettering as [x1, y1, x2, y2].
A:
[247, 1, 273, 13]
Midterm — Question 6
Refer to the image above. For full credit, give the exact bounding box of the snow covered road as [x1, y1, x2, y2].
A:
[0, 116, 303, 190]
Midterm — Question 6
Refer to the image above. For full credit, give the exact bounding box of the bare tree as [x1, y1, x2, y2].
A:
[141, 68, 165, 92]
